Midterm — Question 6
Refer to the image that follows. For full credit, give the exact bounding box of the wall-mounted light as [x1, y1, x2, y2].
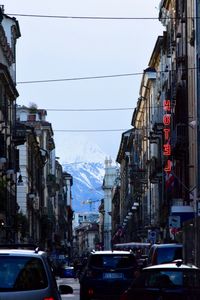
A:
[132, 206, 137, 210]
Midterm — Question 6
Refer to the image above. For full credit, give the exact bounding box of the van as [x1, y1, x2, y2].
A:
[147, 243, 183, 266]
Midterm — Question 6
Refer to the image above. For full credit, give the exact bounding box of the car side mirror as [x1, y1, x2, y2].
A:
[59, 284, 73, 294]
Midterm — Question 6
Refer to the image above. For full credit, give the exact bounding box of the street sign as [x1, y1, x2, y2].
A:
[169, 216, 181, 228]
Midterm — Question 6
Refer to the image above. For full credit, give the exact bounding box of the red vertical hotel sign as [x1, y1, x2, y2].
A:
[163, 100, 172, 173]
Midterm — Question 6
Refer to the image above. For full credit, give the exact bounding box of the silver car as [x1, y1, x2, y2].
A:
[0, 245, 73, 300]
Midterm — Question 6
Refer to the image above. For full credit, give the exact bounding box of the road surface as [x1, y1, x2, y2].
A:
[57, 277, 80, 300]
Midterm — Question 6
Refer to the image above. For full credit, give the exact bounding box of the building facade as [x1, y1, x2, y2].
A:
[0, 6, 21, 243]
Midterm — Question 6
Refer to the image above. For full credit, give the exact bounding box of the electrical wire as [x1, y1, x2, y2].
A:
[45, 105, 165, 112]
[16, 72, 143, 84]
[7, 13, 196, 21]
[54, 129, 128, 132]
[16, 67, 197, 85]
[7, 13, 160, 20]
[46, 108, 133, 111]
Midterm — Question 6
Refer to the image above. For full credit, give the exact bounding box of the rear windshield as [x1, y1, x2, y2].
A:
[90, 254, 136, 269]
[0, 256, 48, 291]
[133, 269, 200, 288]
[157, 247, 182, 264]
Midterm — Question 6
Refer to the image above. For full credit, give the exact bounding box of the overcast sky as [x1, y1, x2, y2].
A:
[5, 0, 163, 163]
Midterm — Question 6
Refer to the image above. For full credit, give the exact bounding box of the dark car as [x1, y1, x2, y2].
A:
[0, 245, 73, 300]
[79, 250, 138, 300]
[120, 261, 200, 300]
[147, 243, 183, 266]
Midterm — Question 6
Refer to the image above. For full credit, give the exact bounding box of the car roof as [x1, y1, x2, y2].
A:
[0, 248, 46, 257]
[144, 262, 199, 270]
[90, 250, 133, 255]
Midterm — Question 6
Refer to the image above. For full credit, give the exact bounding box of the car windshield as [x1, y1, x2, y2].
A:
[0, 256, 48, 291]
[90, 254, 136, 269]
[133, 269, 200, 288]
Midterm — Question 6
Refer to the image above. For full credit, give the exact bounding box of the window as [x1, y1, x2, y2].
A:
[157, 247, 182, 264]
[0, 256, 48, 291]
[90, 254, 136, 269]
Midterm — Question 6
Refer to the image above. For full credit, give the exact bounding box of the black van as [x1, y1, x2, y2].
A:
[147, 243, 183, 266]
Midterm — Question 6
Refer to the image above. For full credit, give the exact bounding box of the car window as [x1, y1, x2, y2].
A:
[133, 269, 200, 288]
[90, 255, 136, 269]
[157, 247, 182, 264]
[0, 256, 48, 291]
[146, 271, 182, 287]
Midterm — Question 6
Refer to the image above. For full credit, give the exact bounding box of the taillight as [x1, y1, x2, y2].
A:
[43, 297, 55, 300]
[88, 288, 94, 296]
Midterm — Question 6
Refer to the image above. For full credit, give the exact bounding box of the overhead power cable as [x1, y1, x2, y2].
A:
[7, 13, 196, 21]
[16, 72, 143, 84]
[16, 67, 198, 85]
[46, 107, 133, 112]
[54, 129, 128, 132]
[8, 13, 160, 20]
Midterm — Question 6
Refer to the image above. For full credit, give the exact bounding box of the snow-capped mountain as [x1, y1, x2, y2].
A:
[56, 135, 107, 164]
[63, 161, 104, 212]
[59, 136, 111, 212]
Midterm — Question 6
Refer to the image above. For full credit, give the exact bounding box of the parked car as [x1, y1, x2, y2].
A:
[59, 264, 75, 278]
[120, 260, 200, 300]
[147, 243, 183, 266]
[79, 250, 138, 300]
[0, 245, 73, 300]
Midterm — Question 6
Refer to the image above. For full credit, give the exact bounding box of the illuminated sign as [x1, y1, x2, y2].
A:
[163, 100, 172, 173]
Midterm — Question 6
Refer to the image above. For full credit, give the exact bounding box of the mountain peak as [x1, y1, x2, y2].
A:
[56, 135, 108, 164]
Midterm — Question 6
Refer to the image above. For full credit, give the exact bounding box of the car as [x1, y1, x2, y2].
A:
[147, 243, 183, 266]
[0, 244, 73, 300]
[79, 250, 138, 300]
[59, 264, 75, 278]
[49, 253, 69, 276]
[120, 260, 200, 300]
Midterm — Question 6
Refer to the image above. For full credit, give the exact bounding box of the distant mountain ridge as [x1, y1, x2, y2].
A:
[57, 135, 107, 165]
[63, 161, 104, 212]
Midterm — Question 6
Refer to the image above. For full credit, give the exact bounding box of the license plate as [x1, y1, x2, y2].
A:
[103, 273, 123, 279]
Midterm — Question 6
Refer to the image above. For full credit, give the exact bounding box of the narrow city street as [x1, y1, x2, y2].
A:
[57, 277, 80, 300]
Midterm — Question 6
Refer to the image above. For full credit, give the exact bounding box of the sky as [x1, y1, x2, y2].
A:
[4, 0, 164, 163]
